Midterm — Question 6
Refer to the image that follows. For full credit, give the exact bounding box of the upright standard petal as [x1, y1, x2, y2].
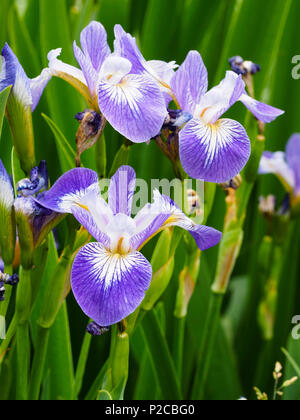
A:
[286, 134, 300, 194]
[239, 93, 284, 123]
[171, 51, 208, 114]
[196, 71, 245, 124]
[114, 24, 147, 75]
[179, 118, 251, 182]
[36, 168, 100, 213]
[108, 166, 136, 216]
[79, 21, 111, 73]
[97, 73, 167, 143]
[71, 242, 152, 326]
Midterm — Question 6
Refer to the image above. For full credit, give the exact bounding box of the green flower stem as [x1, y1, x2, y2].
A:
[191, 293, 223, 399]
[15, 268, 32, 400]
[172, 316, 186, 380]
[73, 330, 92, 399]
[16, 321, 30, 400]
[0, 315, 17, 364]
[28, 326, 50, 400]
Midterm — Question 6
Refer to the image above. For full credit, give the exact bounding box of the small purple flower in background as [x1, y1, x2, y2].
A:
[169, 51, 284, 183]
[48, 21, 167, 143]
[259, 134, 300, 203]
[0, 43, 52, 111]
[36, 166, 222, 326]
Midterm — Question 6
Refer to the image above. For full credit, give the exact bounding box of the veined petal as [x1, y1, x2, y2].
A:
[97, 73, 167, 143]
[30, 68, 52, 111]
[71, 242, 152, 326]
[171, 50, 208, 114]
[108, 166, 136, 216]
[179, 118, 251, 182]
[73, 42, 98, 97]
[131, 197, 171, 251]
[259, 151, 295, 192]
[196, 71, 245, 124]
[0, 43, 32, 107]
[286, 134, 300, 194]
[114, 24, 147, 74]
[36, 168, 100, 213]
[71, 205, 110, 247]
[156, 193, 222, 250]
[239, 93, 284, 123]
[79, 21, 111, 73]
[0, 160, 14, 211]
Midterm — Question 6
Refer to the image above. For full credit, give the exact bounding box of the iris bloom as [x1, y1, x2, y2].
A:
[48, 21, 167, 142]
[113, 28, 285, 183]
[259, 134, 300, 204]
[170, 51, 285, 183]
[37, 166, 222, 326]
[0, 43, 52, 111]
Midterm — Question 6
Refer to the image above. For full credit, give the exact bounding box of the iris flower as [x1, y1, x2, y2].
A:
[170, 51, 285, 183]
[259, 134, 300, 204]
[37, 166, 222, 326]
[48, 21, 167, 143]
[113, 27, 284, 182]
[0, 43, 52, 111]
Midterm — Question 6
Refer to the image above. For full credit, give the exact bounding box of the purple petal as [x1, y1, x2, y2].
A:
[97, 73, 167, 143]
[114, 24, 147, 74]
[154, 193, 222, 251]
[80, 21, 111, 73]
[71, 242, 152, 326]
[36, 168, 99, 213]
[197, 71, 245, 124]
[71, 205, 110, 247]
[239, 93, 284, 123]
[73, 42, 98, 97]
[108, 166, 136, 216]
[73, 21, 111, 96]
[131, 201, 171, 251]
[179, 118, 251, 182]
[286, 134, 300, 193]
[171, 51, 208, 114]
[0, 43, 32, 107]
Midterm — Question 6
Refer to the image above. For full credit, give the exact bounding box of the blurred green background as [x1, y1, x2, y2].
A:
[1, 0, 300, 400]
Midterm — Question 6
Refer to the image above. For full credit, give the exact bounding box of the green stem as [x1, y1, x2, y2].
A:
[172, 316, 186, 380]
[73, 331, 92, 399]
[16, 322, 30, 400]
[191, 293, 223, 399]
[28, 326, 50, 400]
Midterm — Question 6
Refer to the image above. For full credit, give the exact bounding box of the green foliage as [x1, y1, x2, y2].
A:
[0, 0, 300, 401]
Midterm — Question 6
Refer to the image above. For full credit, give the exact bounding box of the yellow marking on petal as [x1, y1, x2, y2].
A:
[200, 107, 210, 118]
[75, 202, 90, 212]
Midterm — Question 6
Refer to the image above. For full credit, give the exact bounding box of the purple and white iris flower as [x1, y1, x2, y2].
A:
[48, 21, 168, 143]
[36, 165, 222, 326]
[169, 51, 285, 183]
[259, 134, 300, 202]
[0, 43, 52, 111]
